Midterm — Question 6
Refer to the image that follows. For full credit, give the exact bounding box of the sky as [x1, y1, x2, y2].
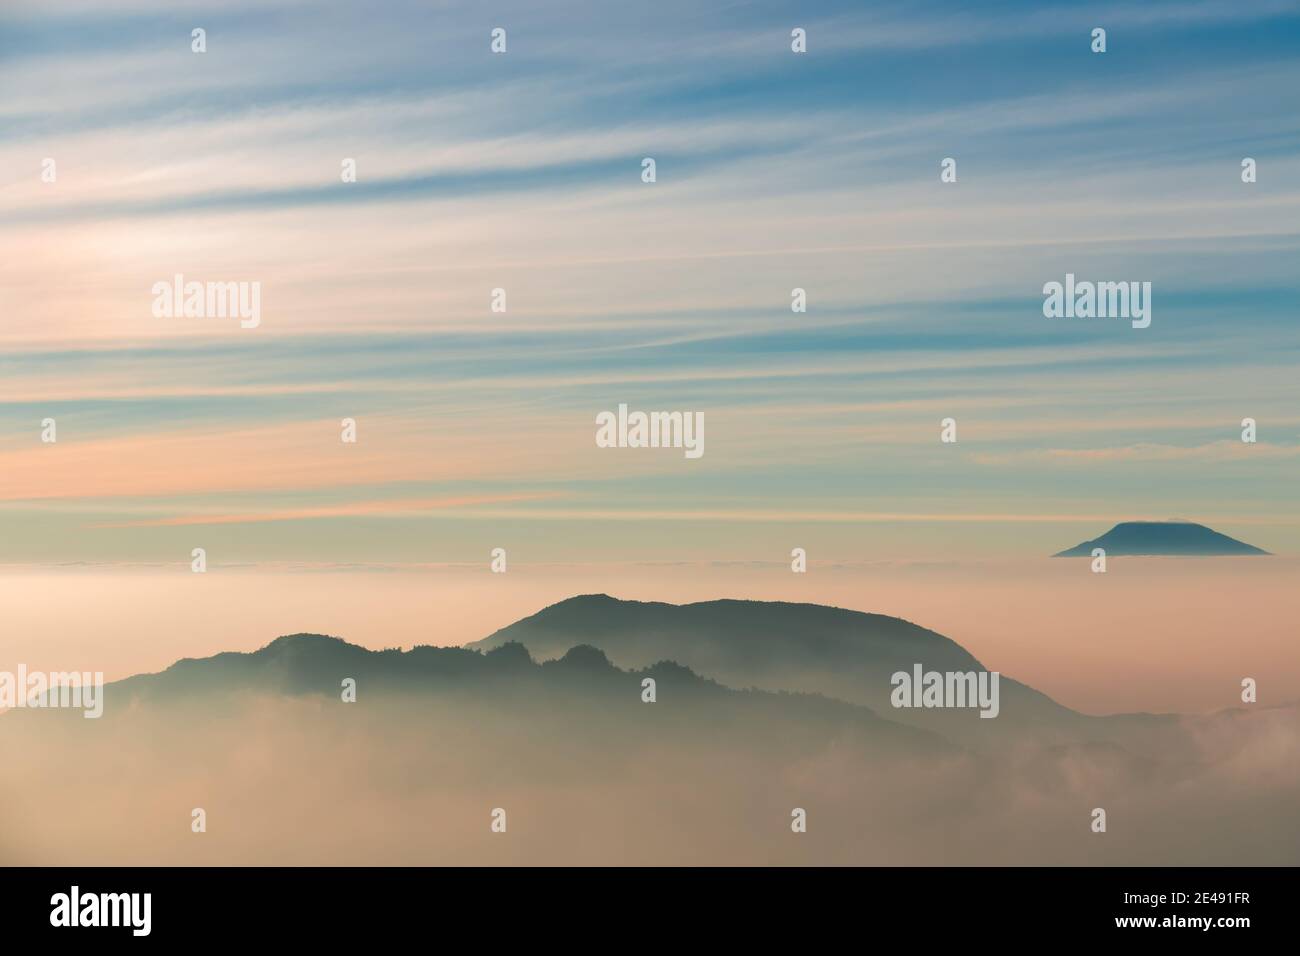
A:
[1, 1, 1299, 709]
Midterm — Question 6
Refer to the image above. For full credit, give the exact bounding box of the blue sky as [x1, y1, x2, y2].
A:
[1, 0, 1299, 566]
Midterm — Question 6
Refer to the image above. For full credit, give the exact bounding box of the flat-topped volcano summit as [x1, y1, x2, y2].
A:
[1053, 521, 1269, 557]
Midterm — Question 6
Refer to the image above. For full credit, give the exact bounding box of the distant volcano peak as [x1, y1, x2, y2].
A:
[1053, 521, 1269, 557]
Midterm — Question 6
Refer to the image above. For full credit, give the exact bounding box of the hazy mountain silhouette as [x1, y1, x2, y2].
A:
[469, 595, 1162, 750]
[84, 595, 1184, 753]
[6, 606, 1296, 865]
[1053, 521, 1269, 556]
[93, 632, 950, 759]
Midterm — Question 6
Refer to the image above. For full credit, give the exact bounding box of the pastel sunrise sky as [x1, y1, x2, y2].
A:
[2, 0, 1298, 712]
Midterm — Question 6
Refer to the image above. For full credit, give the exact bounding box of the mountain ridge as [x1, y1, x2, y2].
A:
[71, 628, 955, 760]
[35, 595, 1190, 755]
[469, 593, 1104, 750]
